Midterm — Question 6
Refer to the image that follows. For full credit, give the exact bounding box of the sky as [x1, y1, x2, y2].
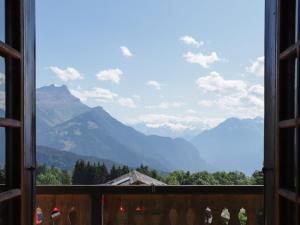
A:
[36, 0, 264, 134]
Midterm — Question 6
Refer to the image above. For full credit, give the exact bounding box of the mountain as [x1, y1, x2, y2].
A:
[37, 145, 119, 171]
[191, 117, 264, 174]
[36, 85, 90, 133]
[38, 105, 211, 172]
[132, 123, 203, 140]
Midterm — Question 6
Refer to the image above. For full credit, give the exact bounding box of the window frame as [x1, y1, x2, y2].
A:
[0, 1, 35, 225]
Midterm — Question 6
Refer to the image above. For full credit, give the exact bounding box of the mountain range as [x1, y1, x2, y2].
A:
[36, 85, 211, 172]
[0, 85, 264, 174]
[191, 117, 264, 174]
[37, 145, 119, 171]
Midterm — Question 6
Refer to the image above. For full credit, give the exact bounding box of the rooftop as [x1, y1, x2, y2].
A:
[105, 170, 166, 186]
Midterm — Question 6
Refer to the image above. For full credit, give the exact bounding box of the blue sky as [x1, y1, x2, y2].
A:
[36, 0, 264, 134]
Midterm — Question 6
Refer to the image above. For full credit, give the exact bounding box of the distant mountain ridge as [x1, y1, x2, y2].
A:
[37, 85, 90, 133]
[191, 117, 264, 174]
[37, 85, 211, 172]
[37, 145, 119, 170]
[1, 85, 264, 174]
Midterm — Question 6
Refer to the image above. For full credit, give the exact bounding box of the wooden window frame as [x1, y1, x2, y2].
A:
[0, 1, 35, 225]
[265, 0, 300, 224]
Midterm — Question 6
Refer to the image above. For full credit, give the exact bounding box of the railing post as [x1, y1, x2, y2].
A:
[210, 206, 223, 225]
[91, 194, 102, 225]
[228, 207, 240, 225]
[247, 209, 256, 225]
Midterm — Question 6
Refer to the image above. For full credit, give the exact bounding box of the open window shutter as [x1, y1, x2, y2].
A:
[266, 0, 300, 224]
[0, 0, 35, 225]
[264, 1, 277, 225]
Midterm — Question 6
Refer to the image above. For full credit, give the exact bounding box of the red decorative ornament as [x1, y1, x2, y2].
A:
[119, 206, 126, 213]
[135, 206, 145, 212]
[102, 194, 105, 207]
[35, 207, 43, 224]
[51, 207, 61, 219]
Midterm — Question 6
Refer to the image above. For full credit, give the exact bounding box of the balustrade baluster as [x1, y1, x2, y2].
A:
[246, 208, 256, 225]
[198, 205, 207, 225]
[228, 207, 240, 225]
[210, 205, 223, 225]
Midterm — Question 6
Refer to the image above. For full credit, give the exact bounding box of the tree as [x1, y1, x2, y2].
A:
[252, 170, 264, 185]
[36, 165, 71, 185]
[0, 167, 5, 184]
[136, 164, 161, 180]
[109, 165, 129, 180]
[72, 160, 109, 184]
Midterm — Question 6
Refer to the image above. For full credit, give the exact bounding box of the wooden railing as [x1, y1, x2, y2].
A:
[36, 185, 264, 225]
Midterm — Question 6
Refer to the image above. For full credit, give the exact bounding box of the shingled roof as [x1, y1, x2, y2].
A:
[105, 170, 166, 186]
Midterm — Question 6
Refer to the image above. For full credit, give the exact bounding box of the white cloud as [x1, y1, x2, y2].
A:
[246, 56, 264, 77]
[146, 122, 189, 132]
[117, 97, 137, 108]
[180, 36, 204, 48]
[198, 100, 213, 107]
[147, 80, 161, 90]
[195, 71, 264, 118]
[49, 66, 84, 81]
[146, 101, 187, 110]
[120, 46, 133, 58]
[183, 51, 220, 68]
[132, 95, 141, 100]
[196, 71, 247, 94]
[211, 83, 264, 118]
[172, 102, 187, 107]
[96, 68, 123, 84]
[186, 109, 197, 114]
[127, 114, 223, 132]
[70, 87, 118, 103]
[248, 84, 264, 96]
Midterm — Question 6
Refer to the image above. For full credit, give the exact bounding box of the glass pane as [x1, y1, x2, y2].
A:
[280, 197, 296, 225]
[279, 57, 296, 120]
[280, 0, 296, 51]
[0, 128, 5, 185]
[279, 128, 296, 192]
[0, 57, 4, 116]
[0, 0, 4, 42]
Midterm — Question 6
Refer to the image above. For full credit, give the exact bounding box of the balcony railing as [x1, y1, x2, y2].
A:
[36, 185, 264, 225]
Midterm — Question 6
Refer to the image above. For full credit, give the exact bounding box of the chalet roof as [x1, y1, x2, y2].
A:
[105, 170, 166, 186]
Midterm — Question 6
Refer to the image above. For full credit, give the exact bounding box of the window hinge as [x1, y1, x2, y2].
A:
[262, 166, 274, 173]
[26, 166, 36, 171]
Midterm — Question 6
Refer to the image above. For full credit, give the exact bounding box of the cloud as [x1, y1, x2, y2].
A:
[246, 56, 264, 77]
[195, 71, 264, 118]
[146, 122, 189, 132]
[146, 101, 187, 110]
[120, 46, 133, 58]
[117, 97, 137, 108]
[212, 83, 264, 118]
[196, 71, 247, 94]
[127, 114, 223, 132]
[132, 95, 141, 100]
[49, 66, 84, 81]
[248, 84, 264, 96]
[183, 51, 220, 68]
[147, 80, 161, 90]
[198, 100, 213, 107]
[70, 87, 118, 103]
[180, 36, 204, 48]
[96, 68, 123, 84]
[186, 109, 197, 114]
